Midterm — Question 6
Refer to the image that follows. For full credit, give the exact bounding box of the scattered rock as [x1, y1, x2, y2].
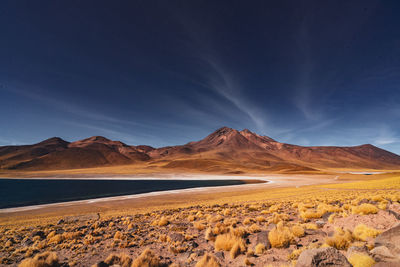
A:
[22, 238, 33, 247]
[358, 199, 378, 205]
[255, 231, 271, 249]
[388, 210, 400, 220]
[316, 220, 325, 228]
[57, 219, 65, 225]
[347, 245, 368, 256]
[188, 241, 198, 248]
[375, 223, 400, 254]
[371, 246, 399, 262]
[92, 261, 109, 267]
[214, 251, 224, 259]
[322, 212, 333, 221]
[31, 230, 46, 239]
[169, 233, 185, 242]
[296, 247, 351, 267]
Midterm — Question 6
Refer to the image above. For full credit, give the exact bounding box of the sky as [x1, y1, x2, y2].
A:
[1, 1, 400, 154]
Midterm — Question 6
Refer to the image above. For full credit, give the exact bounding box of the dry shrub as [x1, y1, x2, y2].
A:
[352, 224, 381, 241]
[230, 226, 247, 237]
[254, 243, 265, 254]
[193, 221, 206, 231]
[352, 204, 378, 215]
[268, 222, 294, 248]
[223, 209, 231, 216]
[248, 223, 261, 233]
[256, 216, 266, 222]
[325, 228, 353, 250]
[243, 218, 253, 225]
[212, 223, 227, 235]
[114, 231, 124, 240]
[288, 248, 305, 260]
[159, 234, 170, 242]
[104, 253, 132, 267]
[347, 253, 375, 267]
[300, 209, 323, 220]
[18, 251, 59, 267]
[270, 213, 290, 224]
[328, 213, 336, 223]
[214, 232, 246, 259]
[158, 216, 169, 226]
[195, 253, 220, 267]
[132, 249, 164, 267]
[47, 234, 63, 245]
[205, 227, 215, 241]
[303, 223, 318, 230]
[291, 225, 305, 237]
[244, 258, 253, 266]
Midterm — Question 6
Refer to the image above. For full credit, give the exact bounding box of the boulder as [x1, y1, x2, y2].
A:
[296, 247, 351, 267]
[255, 231, 271, 249]
[375, 223, 400, 255]
[371, 246, 399, 262]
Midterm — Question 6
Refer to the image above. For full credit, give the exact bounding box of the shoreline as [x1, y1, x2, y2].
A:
[0, 176, 270, 213]
[0, 174, 345, 225]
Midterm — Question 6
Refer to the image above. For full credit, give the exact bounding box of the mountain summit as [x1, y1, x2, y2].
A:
[1, 127, 399, 173]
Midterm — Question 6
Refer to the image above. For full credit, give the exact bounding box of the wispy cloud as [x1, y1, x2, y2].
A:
[198, 57, 274, 133]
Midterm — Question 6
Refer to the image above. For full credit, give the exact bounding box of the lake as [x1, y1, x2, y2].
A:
[0, 178, 257, 209]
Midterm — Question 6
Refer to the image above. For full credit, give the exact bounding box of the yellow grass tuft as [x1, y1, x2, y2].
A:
[244, 257, 253, 266]
[325, 228, 353, 250]
[205, 227, 215, 241]
[268, 222, 294, 248]
[254, 243, 266, 254]
[193, 221, 206, 231]
[195, 253, 220, 267]
[352, 204, 378, 215]
[247, 223, 261, 233]
[291, 225, 305, 237]
[352, 224, 381, 241]
[214, 232, 246, 259]
[104, 253, 132, 267]
[131, 249, 163, 267]
[158, 216, 169, 226]
[18, 251, 59, 267]
[348, 253, 375, 267]
[114, 231, 124, 240]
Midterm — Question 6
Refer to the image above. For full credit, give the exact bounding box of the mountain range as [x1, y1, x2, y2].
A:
[1, 127, 399, 173]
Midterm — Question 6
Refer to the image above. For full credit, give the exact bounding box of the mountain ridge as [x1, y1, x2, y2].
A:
[1, 127, 399, 173]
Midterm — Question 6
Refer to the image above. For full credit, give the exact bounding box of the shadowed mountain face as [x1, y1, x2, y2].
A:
[1, 127, 400, 172]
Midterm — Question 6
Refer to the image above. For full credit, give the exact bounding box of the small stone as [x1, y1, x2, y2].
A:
[315, 220, 325, 228]
[92, 261, 108, 267]
[296, 247, 351, 267]
[169, 233, 185, 242]
[214, 251, 224, 259]
[57, 219, 65, 225]
[255, 231, 271, 249]
[347, 245, 368, 256]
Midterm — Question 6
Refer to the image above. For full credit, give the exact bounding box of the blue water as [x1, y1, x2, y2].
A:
[0, 179, 253, 209]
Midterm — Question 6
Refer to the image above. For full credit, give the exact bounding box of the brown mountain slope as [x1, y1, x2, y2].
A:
[0, 136, 149, 170]
[0, 127, 399, 172]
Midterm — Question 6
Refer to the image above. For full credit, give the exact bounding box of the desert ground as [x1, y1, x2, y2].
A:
[1, 171, 400, 267]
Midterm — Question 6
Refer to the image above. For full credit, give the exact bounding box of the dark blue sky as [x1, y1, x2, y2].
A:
[1, 1, 400, 153]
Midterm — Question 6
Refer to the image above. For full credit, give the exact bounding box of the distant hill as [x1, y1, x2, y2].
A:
[1, 127, 399, 173]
